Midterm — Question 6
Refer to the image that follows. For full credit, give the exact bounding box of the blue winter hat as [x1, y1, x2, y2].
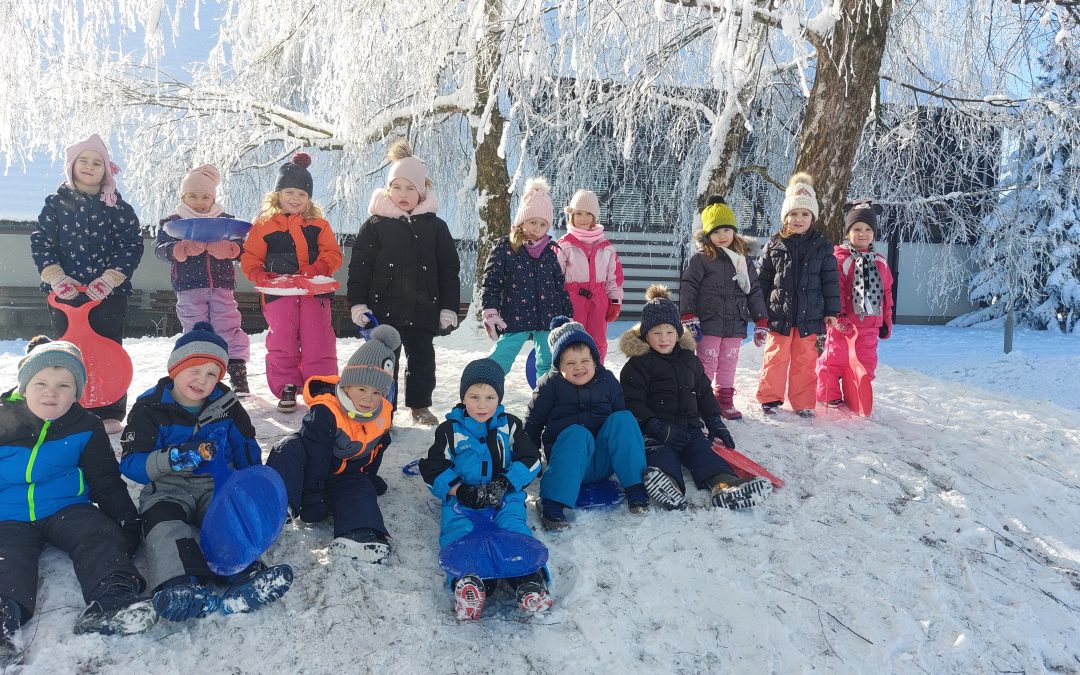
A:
[460, 358, 505, 403]
[18, 337, 87, 400]
[169, 321, 229, 379]
[548, 316, 599, 369]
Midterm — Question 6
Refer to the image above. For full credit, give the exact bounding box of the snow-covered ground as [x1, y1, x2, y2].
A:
[1, 322, 1078, 674]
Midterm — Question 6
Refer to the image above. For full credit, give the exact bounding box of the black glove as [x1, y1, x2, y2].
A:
[705, 415, 736, 449]
[455, 483, 486, 509]
[367, 473, 388, 496]
[119, 517, 143, 557]
[645, 418, 690, 450]
[481, 475, 512, 508]
[299, 491, 329, 523]
[879, 324, 891, 340]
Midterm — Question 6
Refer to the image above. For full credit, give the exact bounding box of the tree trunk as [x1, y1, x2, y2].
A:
[795, 0, 893, 244]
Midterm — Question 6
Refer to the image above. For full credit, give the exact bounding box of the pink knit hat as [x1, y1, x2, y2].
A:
[65, 134, 120, 207]
[513, 177, 553, 229]
[180, 164, 221, 197]
[387, 156, 428, 197]
[563, 189, 600, 222]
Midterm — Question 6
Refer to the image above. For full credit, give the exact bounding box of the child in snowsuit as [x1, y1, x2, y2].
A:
[242, 153, 343, 411]
[419, 359, 551, 621]
[619, 285, 771, 511]
[525, 316, 650, 531]
[31, 133, 143, 433]
[1, 339, 155, 665]
[156, 164, 250, 394]
[481, 178, 573, 380]
[267, 325, 399, 564]
[347, 141, 461, 426]
[756, 172, 841, 418]
[119, 323, 292, 623]
[816, 200, 894, 406]
[679, 196, 769, 420]
[556, 189, 624, 363]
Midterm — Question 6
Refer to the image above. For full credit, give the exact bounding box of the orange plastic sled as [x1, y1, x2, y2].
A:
[712, 442, 785, 489]
[47, 289, 133, 408]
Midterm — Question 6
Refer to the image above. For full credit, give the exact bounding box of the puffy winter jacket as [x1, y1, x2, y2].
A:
[834, 244, 894, 333]
[618, 328, 722, 430]
[556, 234, 624, 302]
[347, 190, 461, 331]
[680, 250, 768, 337]
[524, 368, 625, 453]
[0, 389, 138, 524]
[241, 212, 343, 303]
[481, 237, 573, 333]
[155, 213, 241, 292]
[32, 184, 143, 295]
[757, 230, 840, 337]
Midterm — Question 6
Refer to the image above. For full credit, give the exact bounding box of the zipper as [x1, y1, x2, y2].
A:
[25, 420, 51, 521]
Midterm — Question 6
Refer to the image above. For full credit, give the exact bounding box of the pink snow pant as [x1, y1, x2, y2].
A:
[756, 329, 819, 411]
[696, 335, 743, 394]
[567, 281, 610, 363]
[261, 295, 337, 399]
[816, 316, 881, 402]
[175, 288, 250, 362]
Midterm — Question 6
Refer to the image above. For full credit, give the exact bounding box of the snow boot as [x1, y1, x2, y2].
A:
[153, 577, 221, 622]
[642, 467, 687, 511]
[453, 574, 487, 621]
[410, 407, 438, 426]
[761, 401, 782, 416]
[328, 528, 391, 564]
[515, 577, 553, 614]
[716, 387, 743, 420]
[708, 473, 773, 510]
[796, 408, 815, 418]
[0, 597, 22, 667]
[537, 498, 571, 532]
[227, 359, 250, 395]
[624, 483, 650, 515]
[220, 561, 293, 615]
[824, 399, 843, 408]
[74, 572, 157, 635]
[277, 384, 298, 412]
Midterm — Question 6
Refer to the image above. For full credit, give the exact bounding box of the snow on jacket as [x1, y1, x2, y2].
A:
[618, 327, 722, 430]
[347, 190, 461, 332]
[524, 367, 625, 453]
[31, 184, 143, 295]
[834, 244, 894, 332]
[680, 250, 768, 338]
[556, 234, 624, 302]
[757, 230, 841, 337]
[419, 404, 541, 502]
[155, 213, 241, 292]
[119, 378, 262, 485]
[480, 237, 573, 333]
[0, 388, 138, 524]
[241, 212, 343, 302]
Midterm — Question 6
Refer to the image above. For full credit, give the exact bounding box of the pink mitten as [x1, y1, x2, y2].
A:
[205, 240, 241, 260]
[173, 240, 207, 262]
[482, 309, 508, 341]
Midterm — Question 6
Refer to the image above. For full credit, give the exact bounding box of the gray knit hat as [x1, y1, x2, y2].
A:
[638, 284, 683, 338]
[548, 316, 599, 368]
[340, 325, 400, 396]
[459, 358, 505, 403]
[18, 337, 87, 400]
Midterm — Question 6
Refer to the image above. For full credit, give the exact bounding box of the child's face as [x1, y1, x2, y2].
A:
[24, 367, 78, 420]
[708, 228, 735, 250]
[388, 178, 420, 213]
[279, 188, 311, 215]
[847, 222, 875, 250]
[520, 217, 549, 241]
[343, 384, 383, 413]
[645, 324, 678, 354]
[570, 211, 596, 230]
[72, 151, 105, 192]
[784, 208, 813, 235]
[558, 345, 596, 386]
[182, 191, 215, 214]
[463, 383, 499, 423]
[172, 363, 222, 407]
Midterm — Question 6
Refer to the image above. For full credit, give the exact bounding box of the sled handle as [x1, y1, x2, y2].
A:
[46, 285, 102, 311]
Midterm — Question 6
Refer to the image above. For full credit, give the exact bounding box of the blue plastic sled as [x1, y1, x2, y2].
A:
[163, 217, 252, 242]
[438, 506, 549, 580]
[200, 465, 288, 576]
[357, 312, 398, 405]
[575, 480, 625, 509]
[526, 348, 537, 388]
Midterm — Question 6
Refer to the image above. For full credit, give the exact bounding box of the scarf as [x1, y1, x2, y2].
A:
[846, 243, 884, 318]
[524, 234, 551, 259]
[567, 223, 605, 245]
[175, 201, 225, 220]
[718, 246, 751, 294]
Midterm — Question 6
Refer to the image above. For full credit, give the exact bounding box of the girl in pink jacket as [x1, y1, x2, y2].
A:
[556, 190, 624, 363]
[816, 200, 894, 406]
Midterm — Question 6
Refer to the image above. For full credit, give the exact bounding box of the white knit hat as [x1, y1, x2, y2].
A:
[563, 189, 600, 223]
[780, 172, 819, 222]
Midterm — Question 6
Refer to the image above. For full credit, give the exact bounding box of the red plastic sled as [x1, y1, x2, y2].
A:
[838, 324, 873, 417]
[47, 290, 133, 408]
[253, 274, 340, 296]
[712, 442, 785, 489]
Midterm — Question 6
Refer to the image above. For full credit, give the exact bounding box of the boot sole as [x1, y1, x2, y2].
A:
[328, 538, 391, 564]
[75, 599, 158, 636]
[712, 476, 773, 510]
[643, 468, 687, 511]
[221, 565, 294, 615]
[454, 577, 486, 621]
[152, 586, 221, 622]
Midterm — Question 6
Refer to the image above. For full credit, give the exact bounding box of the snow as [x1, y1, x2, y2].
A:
[2, 321, 1079, 673]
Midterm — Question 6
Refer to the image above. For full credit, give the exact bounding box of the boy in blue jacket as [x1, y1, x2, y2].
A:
[419, 359, 551, 621]
[1, 339, 155, 666]
[525, 317, 650, 531]
[119, 323, 292, 623]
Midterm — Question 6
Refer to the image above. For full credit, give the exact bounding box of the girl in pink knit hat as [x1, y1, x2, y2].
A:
[30, 133, 144, 434]
[556, 189, 624, 363]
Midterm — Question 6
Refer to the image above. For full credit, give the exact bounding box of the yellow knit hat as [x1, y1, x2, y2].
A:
[701, 197, 737, 236]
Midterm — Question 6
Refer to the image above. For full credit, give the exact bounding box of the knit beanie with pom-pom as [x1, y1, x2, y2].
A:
[780, 172, 819, 222]
[276, 152, 314, 195]
[513, 177, 554, 230]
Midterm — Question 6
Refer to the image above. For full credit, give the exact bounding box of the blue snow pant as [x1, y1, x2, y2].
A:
[539, 410, 647, 508]
[645, 425, 734, 492]
[488, 330, 552, 380]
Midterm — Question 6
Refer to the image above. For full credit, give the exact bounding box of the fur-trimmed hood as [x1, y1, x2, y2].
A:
[618, 325, 697, 358]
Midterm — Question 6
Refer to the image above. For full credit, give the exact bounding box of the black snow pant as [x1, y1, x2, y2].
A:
[644, 425, 734, 493]
[47, 293, 129, 422]
[393, 324, 437, 410]
[0, 503, 140, 623]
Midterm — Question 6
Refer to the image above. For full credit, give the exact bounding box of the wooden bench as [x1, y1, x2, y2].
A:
[0, 286, 143, 339]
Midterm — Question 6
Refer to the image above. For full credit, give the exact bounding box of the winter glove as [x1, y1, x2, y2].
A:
[645, 418, 690, 450]
[85, 269, 126, 301]
[481, 475, 513, 508]
[249, 270, 277, 287]
[172, 240, 207, 262]
[205, 240, 241, 260]
[40, 265, 80, 300]
[367, 473, 388, 496]
[705, 415, 736, 449]
[454, 483, 486, 509]
[605, 300, 622, 322]
[351, 304, 371, 327]
[166, 439, 216, 472]
[879, 323, 891, 340]
[299, 491, 329, 523]
[753, 319, 769, 348]
[119, 517, 143, 557]
[681, 313, 702, 343]
[482, 309, 507, 341]
[439, 309, 459, 331]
